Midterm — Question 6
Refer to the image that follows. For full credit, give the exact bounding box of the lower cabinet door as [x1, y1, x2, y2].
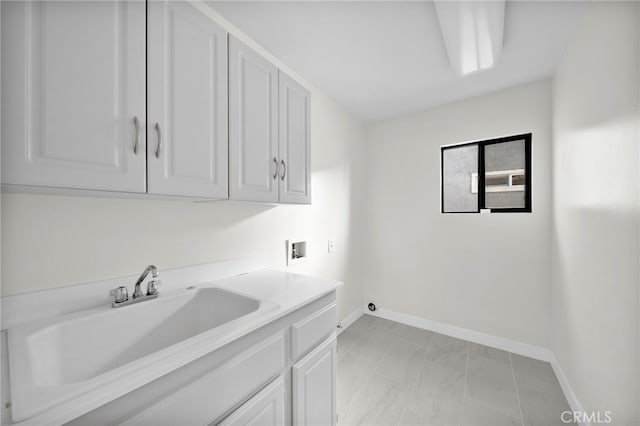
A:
[218, 376, 285, 426]
[292, 334, 337, 426]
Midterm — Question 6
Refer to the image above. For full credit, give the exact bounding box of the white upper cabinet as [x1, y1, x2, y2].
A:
[228, 35, 279, 203]
[1, 1, 146, 193]
[147, 2, 228, 199]
[229, 36, 311, 204]
[2, 2, 309, 204]
[278, 71, 311, 204]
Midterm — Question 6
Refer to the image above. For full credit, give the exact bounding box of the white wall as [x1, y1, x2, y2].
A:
[364, 79, 552, 347]
[0, 1, 366, 324]
[551, 2, 639, 424]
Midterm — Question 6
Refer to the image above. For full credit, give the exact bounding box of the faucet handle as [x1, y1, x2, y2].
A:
[110, 286, 129, 304]
[147, 279, 161, 296]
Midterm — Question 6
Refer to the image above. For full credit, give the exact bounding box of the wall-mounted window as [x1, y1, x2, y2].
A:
[441, 133, 532, 213]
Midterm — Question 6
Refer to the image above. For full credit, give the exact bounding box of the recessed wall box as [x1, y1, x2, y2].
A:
[286, 240, 307, 266]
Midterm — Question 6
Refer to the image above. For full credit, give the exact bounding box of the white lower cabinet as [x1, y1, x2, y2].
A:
[292, 334, 337, 426]
[218, 376, 285, 426]
[121, 333, 285, 426]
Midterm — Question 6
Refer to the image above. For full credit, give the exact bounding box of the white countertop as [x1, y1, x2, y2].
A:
[5, 265, 341, 425]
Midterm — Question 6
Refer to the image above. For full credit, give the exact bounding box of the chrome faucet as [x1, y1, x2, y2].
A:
[109, 265, 162, 308]
[133, 265, 160, 298]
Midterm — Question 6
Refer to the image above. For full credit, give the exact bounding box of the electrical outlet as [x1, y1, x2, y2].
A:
[328, 240, 335, 253]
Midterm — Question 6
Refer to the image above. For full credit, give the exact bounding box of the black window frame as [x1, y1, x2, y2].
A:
[440, 133, 532, 214]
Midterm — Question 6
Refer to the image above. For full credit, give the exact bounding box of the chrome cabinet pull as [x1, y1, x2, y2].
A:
[272, 157, 278, 179]
[280, 159, 286, 181]
[155, 123, 162, 159]
[133, 116, 140, 154]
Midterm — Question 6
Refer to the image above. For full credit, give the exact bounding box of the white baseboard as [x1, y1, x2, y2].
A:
[549, 354, 587, 424]
[361, 305, 585, 419]
[366, 306, 553, 361]
[337, 306, 363, 335]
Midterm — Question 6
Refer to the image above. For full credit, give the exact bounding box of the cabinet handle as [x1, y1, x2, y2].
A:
[133, 116, 140, 154]
[155, 123, 162, 159]
[280, 159, 286, 181]
[272, 157, 278, 180]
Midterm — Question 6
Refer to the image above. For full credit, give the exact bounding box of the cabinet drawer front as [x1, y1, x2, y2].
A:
[291, 303, 336, 359]
[217, 376, 285, 426]
[122, 333, 285, 426]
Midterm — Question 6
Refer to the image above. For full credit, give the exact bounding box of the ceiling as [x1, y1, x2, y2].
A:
[209, 1, 588, 122]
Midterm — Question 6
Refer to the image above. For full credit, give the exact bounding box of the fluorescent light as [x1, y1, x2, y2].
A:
[434, 0, 505, 76]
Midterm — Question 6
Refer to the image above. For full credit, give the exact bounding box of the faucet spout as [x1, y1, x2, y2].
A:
[133, 265, 158, 298]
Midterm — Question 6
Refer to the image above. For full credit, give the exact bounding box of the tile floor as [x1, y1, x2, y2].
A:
[337, 315, 571, 426]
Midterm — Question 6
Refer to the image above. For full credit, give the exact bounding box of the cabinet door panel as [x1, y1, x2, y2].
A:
[218, 376, 285, 426]
[278, 72, 311, 204]
[1, 0, 146, 192]
[122, 333, 285, 426]
[292, 334, 337, 426]
[229, 36, 279, 203]
[147, 1, 228, 199]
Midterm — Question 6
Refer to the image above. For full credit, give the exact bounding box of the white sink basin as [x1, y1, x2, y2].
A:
[8, 286, 276, 421]
[28, 287, 259, 386]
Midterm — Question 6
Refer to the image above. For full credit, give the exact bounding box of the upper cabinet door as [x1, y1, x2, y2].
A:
[228, 36, 279, 203]
[278, 72, 311, 204]
[147, 2, 228, 199]
[1, 1, 146, 192]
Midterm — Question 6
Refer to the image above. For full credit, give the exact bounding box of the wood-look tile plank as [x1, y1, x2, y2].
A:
[339, 373, 411, 426]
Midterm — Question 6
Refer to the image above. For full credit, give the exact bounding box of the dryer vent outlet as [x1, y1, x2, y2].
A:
[368, 303, 377, 312]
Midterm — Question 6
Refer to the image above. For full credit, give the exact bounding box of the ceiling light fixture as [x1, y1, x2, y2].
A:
[433, 0, 506, 76]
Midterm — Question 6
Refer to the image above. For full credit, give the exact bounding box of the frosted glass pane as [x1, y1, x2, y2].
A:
[484, 140, 526, 209]
[442, 144, 478, 212]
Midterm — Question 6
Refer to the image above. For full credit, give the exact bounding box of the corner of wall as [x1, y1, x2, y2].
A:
[549, 2, 640, 423]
